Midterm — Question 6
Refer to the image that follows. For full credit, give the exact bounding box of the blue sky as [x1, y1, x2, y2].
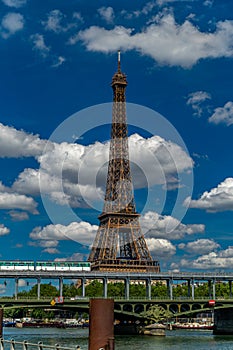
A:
[0, 0, 233, 280]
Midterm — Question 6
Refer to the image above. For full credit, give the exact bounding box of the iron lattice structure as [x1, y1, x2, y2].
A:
[89, 53, 160, 272]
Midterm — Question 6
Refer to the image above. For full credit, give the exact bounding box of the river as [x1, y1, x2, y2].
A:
[3, 327, 233, 350]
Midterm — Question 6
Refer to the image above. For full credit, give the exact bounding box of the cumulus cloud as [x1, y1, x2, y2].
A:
[29, 221, 98, 247]
[146, 238, 176, 259]
[74, 13, 233, 68]
[0, 224, 10, 236]
[55, 252, 88, 262]
[11, 131, 192, 208]
[187, 91, 211, 117]
[42, 9, 77, 33]
[0, 123, 47, 158]
[97, 7, 114, 24]
[208, 101, 233, 126]
[9, 210, 29, 221]
[0, 191, 38, 214]
[180, 247, 233, 269]
[186, 178, 233, 212]
[42, 248, 60, 254]
[140, 211, 205, 239]
[2, 0, 26, 7]
[178, 239, 220, 255]
[30, 34, 50, 58]
[1, 12, 24, 38]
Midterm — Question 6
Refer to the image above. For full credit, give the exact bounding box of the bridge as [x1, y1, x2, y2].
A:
[1, 296, 233, 319]
[1, 271, 233, 318]
[1, 271, 233, 300]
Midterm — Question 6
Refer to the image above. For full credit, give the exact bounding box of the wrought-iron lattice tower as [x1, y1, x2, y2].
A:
[89, 52, 160, 272]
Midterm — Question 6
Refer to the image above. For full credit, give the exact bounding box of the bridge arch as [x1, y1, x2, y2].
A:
[169, 304, 179, 314]
[192, 303, 202, 311]
[123, 303, 133, 313]
[180, 303, 191, 313]
[134, 304, 144, 314]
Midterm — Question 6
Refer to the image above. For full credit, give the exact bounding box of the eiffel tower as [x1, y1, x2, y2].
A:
[89, 52, 160, 272]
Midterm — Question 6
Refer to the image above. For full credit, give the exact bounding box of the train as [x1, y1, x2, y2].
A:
[0, 260, 91, 272]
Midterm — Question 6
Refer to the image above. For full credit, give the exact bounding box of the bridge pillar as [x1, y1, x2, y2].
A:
[146, 278, 151, 300]
[213, 279, 216, 300]
[208, 280, 212, 298]
[59, 277, 63, 297]
[125, 278, 130, 300]
[229, 280, 232, 298]
[82, 278, 86, 298]
[191, 279, 195, 300]
[37, 278, 41, 300]
[188, 279, 195, 300]
[15, 278, 18, 300]
[103, 278, 108, 298]
[167, 279, 173, 300]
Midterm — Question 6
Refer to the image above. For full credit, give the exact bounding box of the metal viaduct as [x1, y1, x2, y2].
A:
[1, 271, 233, 318]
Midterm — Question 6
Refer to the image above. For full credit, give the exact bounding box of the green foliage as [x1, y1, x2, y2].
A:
[18, 284, 59, 298]
[151, 283, 167, 298]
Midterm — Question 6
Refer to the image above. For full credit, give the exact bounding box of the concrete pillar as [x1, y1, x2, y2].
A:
[213, 279, 216, 300]
[188, 279, 191, 298]
[89, 298, 114, 350]
[37, 277, 41, 300]
[59, 277, 63, 297]
[103, 278, 108, 298]
[208, 280, 212, 298]
[82, 278, 86, 298]
[125, 278, 130, 300]
[15, 278, 18, 300]
[0, 308, 3, 338]
[146, 278, 151, 300]
[191, 279, 195, 300]
[167, 279, 173, 300]
[229, 280, 232, 298]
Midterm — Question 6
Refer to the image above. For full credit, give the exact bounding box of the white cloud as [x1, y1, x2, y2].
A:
[97, 7, 114, 24]
[140, 211, 205, 239]
[0, 191, 38, 214]
[18, 279, 27, 287]
[2, 0, 26, 8]
[186, 178, 233, 212]
[180, 247, 233, 269]
[55, 252, 87, 262]
[29, 221, 98, 247]
[42, 9, 82, 34]
[146, 238, 176, 258]
[187, 91, 211, 116]
[0, 122, 192, 212]
[208, 101, 233, 126]
[30, 34, 50, 58]
[0, 224, 10, 236]
[0, 123, 47, 158]
[42, 9, 74, 33]
[75, 14, 233, 68]
[178, 239, 220, 255]
[9, 210, 29, 221]
[1, 12, 24, 38]
[51, 56, 66, 68]
[42, 248, 60, 254]
[203, 0, 214, 7]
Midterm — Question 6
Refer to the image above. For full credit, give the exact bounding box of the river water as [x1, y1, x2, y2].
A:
[3, 327, 233, 350]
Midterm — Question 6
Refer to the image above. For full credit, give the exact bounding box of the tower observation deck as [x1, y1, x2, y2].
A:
[88, 52, 160, 272]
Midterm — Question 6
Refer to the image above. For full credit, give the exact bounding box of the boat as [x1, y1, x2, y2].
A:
[172, 322, 213, 330]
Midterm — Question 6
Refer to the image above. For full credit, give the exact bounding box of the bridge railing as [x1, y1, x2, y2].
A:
[0, 339, 80, 350]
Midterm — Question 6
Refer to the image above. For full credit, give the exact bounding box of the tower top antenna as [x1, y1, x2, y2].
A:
[118, 50, 121, 72]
